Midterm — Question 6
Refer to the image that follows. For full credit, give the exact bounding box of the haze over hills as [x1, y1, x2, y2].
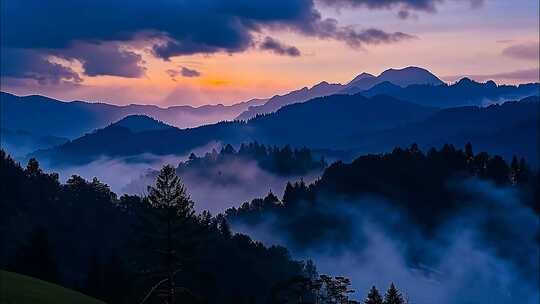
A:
[352, 95, 540, 166]
[30, 94, 436, 166]
[235, 81, 343, 121]
[0, 91, 266, 138]
[31, 94, 539, 168]
[3, 67, 539, 163]
[0, 128, 68, 159]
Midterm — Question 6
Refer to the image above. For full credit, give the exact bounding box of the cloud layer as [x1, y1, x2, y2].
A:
[1, 0, 468, 83]
[502, 42, 540, 61]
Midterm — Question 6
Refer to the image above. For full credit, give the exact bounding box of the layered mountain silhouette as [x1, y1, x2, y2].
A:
[0, 91, 266, 138]
[0, 128, 68, 159]
[31, 94, 540, 167]
[236, 66, 445, 120]
[351, 96, 539, 166]
[31, 94, 436, 165]
[359, 78, 539, 107]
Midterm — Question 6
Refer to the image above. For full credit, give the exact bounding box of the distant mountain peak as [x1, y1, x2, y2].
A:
[377, 66, 444, 87]
[347, 72, 376, 86]
[456, 77, 475, 84]
[314, 81, 329, 86]
[112, 115, 173, 133]
[341, 66, 444, 95]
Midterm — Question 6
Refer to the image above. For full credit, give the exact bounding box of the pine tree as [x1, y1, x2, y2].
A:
[282, 182, 295, 205]
[383, 283, 404, 304]
[137, 165, 196, 304]
[25, 158, 42, 177]
[364, 286, 383, 304]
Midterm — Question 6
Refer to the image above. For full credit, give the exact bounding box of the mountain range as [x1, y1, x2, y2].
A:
[4, 66, 537, 141]
[359, 78, 539, 107]
[3, 66, 539, 164]
[352, 96, 539, 163]
[0, 91, 266, 138]
[236, 66, 444, 120]
[31, 94, 539, 167]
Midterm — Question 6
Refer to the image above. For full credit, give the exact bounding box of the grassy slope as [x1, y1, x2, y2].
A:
[0, 270, 105, 304]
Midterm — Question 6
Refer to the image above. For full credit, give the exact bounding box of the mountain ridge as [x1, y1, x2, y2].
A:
[31, 95, 538, 167]
[237, 66, 445, 120]
[0, 91, 266, 138]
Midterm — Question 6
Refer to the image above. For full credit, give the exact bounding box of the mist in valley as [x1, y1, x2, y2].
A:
[34, 143, 322, 214]
[231, 179, 539, 303]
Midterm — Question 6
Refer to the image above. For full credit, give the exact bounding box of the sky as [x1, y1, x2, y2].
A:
[1, 0, 538, 106]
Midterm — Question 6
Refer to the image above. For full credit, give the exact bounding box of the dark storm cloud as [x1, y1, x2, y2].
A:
[0, 48, 82, 85]
[259, 37, 301, 57]
[3, 0, 476, 81]
[1, 1, 412, 58]
[60, 42, 146, 78]
[317, 0, 484, 12]
[502, 42, 540, 61]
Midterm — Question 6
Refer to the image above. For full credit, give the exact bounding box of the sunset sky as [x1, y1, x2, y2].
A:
[1, 0, 538, 106]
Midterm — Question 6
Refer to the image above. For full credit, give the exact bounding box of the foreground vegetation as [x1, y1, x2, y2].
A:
[0, 270, 105, 304]
[2, 142, 536, 303]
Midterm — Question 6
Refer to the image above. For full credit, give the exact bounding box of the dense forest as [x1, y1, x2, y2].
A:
[0, 150, 305, 303]
[225, 143, 539, 302]
[2, 142, 538, 303]
[1, 149, 413, 303]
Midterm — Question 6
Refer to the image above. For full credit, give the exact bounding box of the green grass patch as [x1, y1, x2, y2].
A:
[0, 270, 105, 304]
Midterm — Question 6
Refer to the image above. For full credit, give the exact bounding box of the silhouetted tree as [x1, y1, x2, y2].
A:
[139, 164, 196, 304]
[318, 275, 358, 304]
[364, 286, 383, 304]
[383, 283, 404, 304]
[25, 158, 42, 177]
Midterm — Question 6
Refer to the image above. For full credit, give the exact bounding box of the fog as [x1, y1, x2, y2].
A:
[231, 179, 539, 303]
[39, 143, 321, 214]
[123, 158, 320, 214]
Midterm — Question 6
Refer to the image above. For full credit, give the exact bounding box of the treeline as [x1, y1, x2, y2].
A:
[272, 266, 410, 304]
[0, 150, 312, 304]
[225, 143, 539, 258]
[180, 142, 326, 176]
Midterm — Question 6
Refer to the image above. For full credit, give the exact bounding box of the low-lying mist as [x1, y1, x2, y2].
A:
[124, 158, 320, 213]
[38, 143, 322, 214]
[231, 179, 539, 303]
